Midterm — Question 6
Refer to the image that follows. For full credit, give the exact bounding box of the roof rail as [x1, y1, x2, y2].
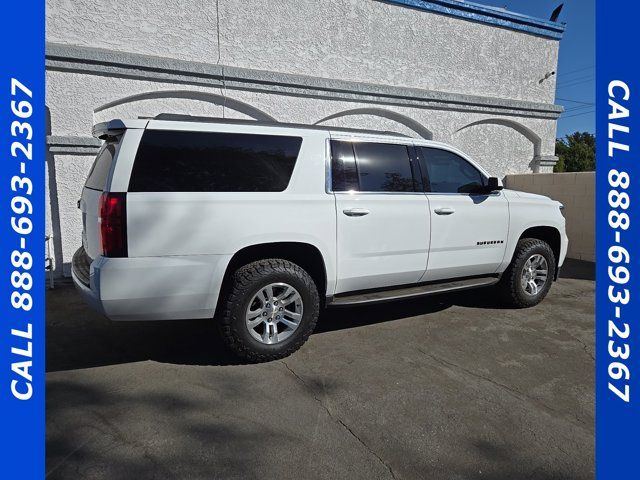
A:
[146, 113, 411, 138]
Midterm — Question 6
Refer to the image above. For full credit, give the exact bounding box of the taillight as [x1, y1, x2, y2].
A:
[99, 192, 127, 257]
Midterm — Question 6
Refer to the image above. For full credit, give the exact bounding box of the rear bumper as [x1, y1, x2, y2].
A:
[71, 246, 231, 321]
[71, 258, 106, 316]
[71, 245, 91, 287]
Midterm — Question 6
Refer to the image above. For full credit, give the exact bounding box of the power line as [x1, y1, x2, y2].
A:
[560, 110, 595, 119]
[557, 74, 595, 86]
[564, 104, 594, 113]
[564, 105, 594, 112]
[557, 78, 595, 89]
[557, 65, 594, 78]
[558, 74, 595, 85]
[557, 97, 595, 106]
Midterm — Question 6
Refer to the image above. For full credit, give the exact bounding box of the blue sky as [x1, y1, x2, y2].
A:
[473, 0, 595, 139]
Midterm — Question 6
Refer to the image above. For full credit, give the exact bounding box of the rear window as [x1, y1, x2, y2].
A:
[85, 142, 117, 191]
[128, 130, 303, 192]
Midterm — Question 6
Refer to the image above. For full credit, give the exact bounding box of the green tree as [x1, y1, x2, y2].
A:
[554, 132, 595, 172]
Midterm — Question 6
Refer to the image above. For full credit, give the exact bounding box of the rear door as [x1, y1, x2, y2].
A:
[332, 139, 431, 293]
[79, 140, 118, 259]
[417, 146, 509, 281]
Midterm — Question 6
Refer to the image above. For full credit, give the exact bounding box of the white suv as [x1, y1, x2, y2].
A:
[72, 115, 568, 361]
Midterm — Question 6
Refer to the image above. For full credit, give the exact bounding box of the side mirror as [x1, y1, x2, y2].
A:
[471, 177, 503, 195]
[487, 177, 503, 192]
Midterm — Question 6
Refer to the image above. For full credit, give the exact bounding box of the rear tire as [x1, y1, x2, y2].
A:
[218, 258, 320, 362]
[498, 238, 556, 308]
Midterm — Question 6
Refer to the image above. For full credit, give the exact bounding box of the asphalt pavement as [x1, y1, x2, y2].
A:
[46, 259, 595, 479]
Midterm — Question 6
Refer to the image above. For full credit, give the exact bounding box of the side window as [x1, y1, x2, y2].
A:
[128, 130, 302, 192]
[353, 142, 416, 192]
[85, 141, 117, 191]
[330, 140, 359, 191]
[419, 147, 485, 194]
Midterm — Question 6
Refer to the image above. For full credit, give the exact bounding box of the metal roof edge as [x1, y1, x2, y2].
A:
[381, 0, 565, 40]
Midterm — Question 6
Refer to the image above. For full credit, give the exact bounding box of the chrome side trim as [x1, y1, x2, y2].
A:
[333, 191, 427, 196]
[325, 137, 332, 194]
[331, 191, 503, 197]
[425, 191, 503, 197]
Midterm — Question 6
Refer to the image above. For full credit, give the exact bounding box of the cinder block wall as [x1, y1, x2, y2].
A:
[504, 172, 595, 262]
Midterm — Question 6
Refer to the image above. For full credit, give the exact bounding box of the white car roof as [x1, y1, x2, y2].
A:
[92, 115, 490, 177]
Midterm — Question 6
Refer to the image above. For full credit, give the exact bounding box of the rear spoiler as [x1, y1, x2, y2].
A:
[92, 119, 148, 140]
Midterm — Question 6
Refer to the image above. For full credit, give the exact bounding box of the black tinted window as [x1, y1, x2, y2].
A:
[353, 143, 415, 192]
[419, 147, 485, 193]
[330, 140, 359, 191]
[85, 142, 116, 191]
[129, 130, 302, 192]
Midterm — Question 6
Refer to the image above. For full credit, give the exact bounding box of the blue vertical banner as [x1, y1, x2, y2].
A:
[596, 0, 640, 478]
[0, 0, 46, 478]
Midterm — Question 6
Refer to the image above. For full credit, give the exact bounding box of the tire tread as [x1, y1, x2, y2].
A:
[218, 258, 319, 362]
[499, 238, 556, 308]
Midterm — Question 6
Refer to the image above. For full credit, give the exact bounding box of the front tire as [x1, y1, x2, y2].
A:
[498, 238, 556, 308]
[218, 259, 320, 362]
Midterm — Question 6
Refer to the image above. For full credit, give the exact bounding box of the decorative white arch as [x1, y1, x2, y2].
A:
[455, 118, 554, 172]
[456, 118, 542, 157]
[94, 90, 277, 122]
[315, 108, 433, 140]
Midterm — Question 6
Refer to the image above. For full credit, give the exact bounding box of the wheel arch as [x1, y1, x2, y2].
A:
[518, 226, 561, 279]
[216, 242, 328, 314]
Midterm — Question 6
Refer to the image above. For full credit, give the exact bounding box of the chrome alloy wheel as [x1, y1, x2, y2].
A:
[245, 283, 304, 344]
[520, 254, 549, 296]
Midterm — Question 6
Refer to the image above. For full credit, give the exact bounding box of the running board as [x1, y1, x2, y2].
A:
[328, 276, 499, 307]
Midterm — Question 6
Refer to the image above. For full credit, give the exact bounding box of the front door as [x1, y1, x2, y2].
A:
[417, 146, 509, 282]
[331, 139, 431, 293]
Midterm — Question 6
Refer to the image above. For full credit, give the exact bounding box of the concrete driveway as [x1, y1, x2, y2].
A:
[46, 260, 595, 480]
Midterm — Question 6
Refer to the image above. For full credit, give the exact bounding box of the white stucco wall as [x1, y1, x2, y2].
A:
[47, 0, 559, 103]
[44, 0, 563, 275]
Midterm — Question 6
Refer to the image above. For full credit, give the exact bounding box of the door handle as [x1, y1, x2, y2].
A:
[343, 208, 370, 217]
[434, 207, 455, 215]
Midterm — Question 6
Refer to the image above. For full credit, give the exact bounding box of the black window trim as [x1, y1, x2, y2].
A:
[417, 145, 489, 196]
[328, 139, 424, 195]
[408, 145, 425, 193]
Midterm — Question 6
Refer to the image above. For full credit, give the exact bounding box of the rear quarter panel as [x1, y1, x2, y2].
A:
[123, 130, 338, 295]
